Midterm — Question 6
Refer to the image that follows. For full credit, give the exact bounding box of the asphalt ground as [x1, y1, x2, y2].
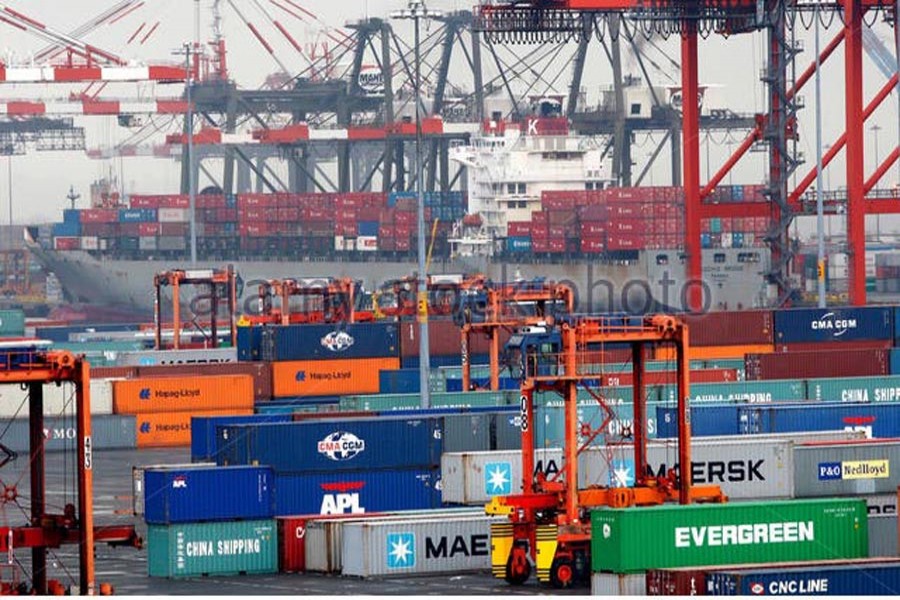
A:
[2, 447, 585, 595]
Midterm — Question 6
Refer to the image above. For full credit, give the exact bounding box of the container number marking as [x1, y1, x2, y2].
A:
[519, 395, 529, 433]
[84, 436, 93, 470]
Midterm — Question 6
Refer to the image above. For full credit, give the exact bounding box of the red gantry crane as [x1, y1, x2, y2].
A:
[486, 315, 725, 588]
[249, 277, 374, 325]
[153, 266, 238, 350]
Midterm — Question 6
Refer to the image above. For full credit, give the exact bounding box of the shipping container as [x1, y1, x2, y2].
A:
[134, 361, 272, 403]
[115, 348, 237, 366]
[272, 468, 442, 515]
[132, 462, 215, 516]
[301, 508, 482, 573]
[256, 323, 398, 362]
[271, 357, 400, 397]
[339, 390, 516, 411]
[191, 413, 293, 461]
[399, 320, 462, 357]
[340, 515, 497, 577]
[592, 573, 647, 596]
[870, 514, 898, 557]
[0, 414, 135, 452]
[112, 375, 254, 414]
[378, 369, 420, 394]
[135, 409, 252, 448]
[0, 378, 113, 417]
[705, 559, 900, 595]
[591, 498, 868, 573]
[215, 417, 442, 472]
[681, 311, 773, 347]
[0, 309, 25, 336]
[144, 465, 275, 524]
[147, 519, 278, 577]
[746, 349, 890, 380]
[807, 375, 900, 403]
[792, 440, 900, 497]
[774, 306, 893, 343]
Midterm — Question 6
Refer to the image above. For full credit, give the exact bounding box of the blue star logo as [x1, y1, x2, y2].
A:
[386, 532, 415, 569]
[609, 459, 635, 488]
[484, 462, 512, 495]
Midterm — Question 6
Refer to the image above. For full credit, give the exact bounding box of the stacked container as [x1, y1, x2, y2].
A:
[144, 465, 278, 578]
[111, 374, 254, 447]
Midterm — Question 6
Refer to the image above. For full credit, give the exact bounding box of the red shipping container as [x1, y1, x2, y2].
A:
[239, 222, 271, 236]
[395, 212, 414, 225]
[118, 222, 140, 236]
[304, 208, 333, 222]
[548, 225, 568, 238]
[160, 222, 189, 236]
[395, 237, 411, 251]
[775, 340, 893, 353]
[400, 320, 460, 357]
[646, 569, 709, 596]
[531, 211, 549, 224]
[532, 238, 550, 252]
[578, 205, 608, 220]
[745, 348, 889, 381]
[682, 310, 774, 346]
[607, 233, 645, 250]
[335, 209, 357, 222]
[357, 207, 381, 221]
[581, 238, 605, 253]
[610, 218, 644, 233]
[138, 222, 160, 236]
[129, 196, 160, 209]
[158, 195, 190, 208]
[53, 237, 81, 250]
[580, 222, 606, 236]
[599, 368, 738, 387]
[547, 238, 566, 253]
[542, 197, 575, 211]
[80, 209, 118, 223]
[507, 221, 531, 237]
[239, 208, 271, 222]
[531, 224, 550, 239]
[608, 203, 640, 218]
[278, 207, 301, 221]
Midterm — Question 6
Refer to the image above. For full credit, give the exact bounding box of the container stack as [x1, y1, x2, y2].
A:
[144, 465, 278, 578]
[590, 499, 869, 595]
[215, 417, 444, 515]
[111, 374, 254, 447]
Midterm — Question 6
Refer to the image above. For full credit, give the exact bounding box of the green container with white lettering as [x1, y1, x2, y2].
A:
[590, 498, 867, 573]
[148, 519, 278, 578]
[806, 375, 900, 403]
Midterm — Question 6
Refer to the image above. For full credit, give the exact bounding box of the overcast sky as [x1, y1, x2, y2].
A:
[2, 1, 899, 240]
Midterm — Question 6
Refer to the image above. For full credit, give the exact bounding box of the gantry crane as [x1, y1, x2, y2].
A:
[456, 279, 574, 391]
[373, 273, 488, 320]
[249, 277, 374, 325]
[0, 342, 139, 595]
[486, 315, 726, 588]
[153, 266, 237, 350]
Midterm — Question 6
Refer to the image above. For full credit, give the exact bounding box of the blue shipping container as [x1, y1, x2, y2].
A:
[658, 401, 900, 438]
[507, 236, 532, 253]
[118, 208, 157, 223]
[400, 354, 489, 370]
[216, 416, 443, 472]
[706, 562, 900, 596]
[143, 466, 275, 524]
[52, 222, 81, 238]
[260, 323, 399, 361]
[379, 369, 420, 394]
[894, 307, 900, 347]
[237, 326, 262, 361]
[892, 349, 900, 376]
[445, 377, 521, 392]
[63, 208, 81, 224]
[273, 468, 441, 515]
[191, 414, 293, 461]
[774, 306, 893, 343]
[358, 221, 379, 236]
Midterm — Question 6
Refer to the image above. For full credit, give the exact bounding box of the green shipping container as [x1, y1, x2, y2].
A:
[148, 519, 278, 578]
[338, 390, 517, 411]
[591, 498, 868, 574]
[659, 379, 805, 404]
[0, 309, 25, 336]
[806, 375, 900, 403]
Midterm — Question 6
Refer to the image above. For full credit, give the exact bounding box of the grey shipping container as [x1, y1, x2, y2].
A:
[869, 514, 898, 557]
[0, 379, 113, 418]
[115, 348, 237, 366]
[443, 431, 864, 505]
[0, 414, 135, 453]
[157, 235, 187, 251]
[592, 572, 647, 596]
[793, 440, 900, 497]
[340, 515, 498, 577]
[131, 462, 215, 516]
[863, 493, 898, 515]
[304, 508, 483, 574]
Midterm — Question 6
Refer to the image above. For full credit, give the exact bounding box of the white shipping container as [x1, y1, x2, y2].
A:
[793, 441, 900, 497]
[341, 515, 498, 577]
[157, 208, 188, 222]
[115, 348, 237, 366]
[304, 508, 482, 573]
[0, 378, 114, 418]
[357, 235, 377, 251]
[442, 431, 866, 505]
[591, 572, 646, 596]
[138, 236, 157, 251]
[80, 236, 99, 251]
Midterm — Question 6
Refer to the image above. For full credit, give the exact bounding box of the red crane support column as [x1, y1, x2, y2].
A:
[28, 383, 46, 595]
[845, 0, 867, 305]
[76, 359, 95, 595]
[681, 28, 703, 313]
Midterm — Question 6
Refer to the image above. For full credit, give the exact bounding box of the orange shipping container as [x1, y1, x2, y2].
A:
[271, 358, 400, 398]
[112, 375, 254, 414]
[654, 344, 775, 361]
[134, 409, 253, 448]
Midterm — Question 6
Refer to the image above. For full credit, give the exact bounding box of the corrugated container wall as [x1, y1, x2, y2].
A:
[147, 520, 278, 577]
[773, 306, 893, 343]
[259, 323, 398, 361]
[0, 309, 25, 336]
[112, 375, 254, 414]
[272, 468, 442, 516]
[115, 348, 237, 366]
[0, 379, 113, 417]
[339, 516, 496, 577]
[705, 561, 900, 595]
[143, 466, 275, 524]
[135, 409, 253, 448]
[591, 498, 868, 573]
[215, 417, 442, 472]
[592, 573, 647, 596]
[0, 414, 136, 452]
[681, 310, 773, 347]
[132, 463, 215, 516]
[191, 414, 292, 461]
[792, 440, 900, 497]
[745, 349, 889, 380]
[270, 357, 400, 397]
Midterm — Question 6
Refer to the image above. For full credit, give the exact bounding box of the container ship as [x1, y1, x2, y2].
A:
[31, 116, 773, 315]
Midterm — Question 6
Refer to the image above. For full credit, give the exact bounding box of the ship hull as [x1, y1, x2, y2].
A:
[30, 245, 773, 316]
